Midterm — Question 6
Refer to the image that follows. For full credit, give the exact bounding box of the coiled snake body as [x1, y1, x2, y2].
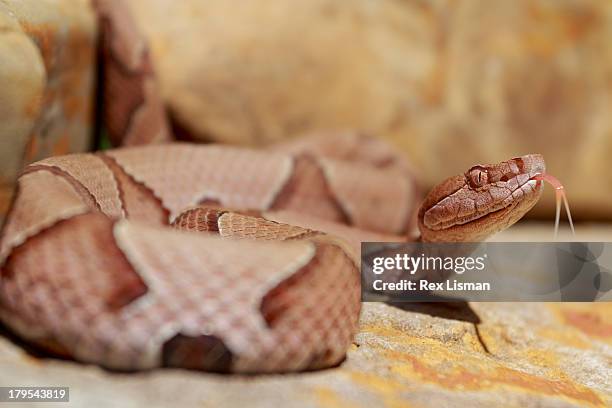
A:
[0, 0, 546, 373]
[0, 137, 544, 373]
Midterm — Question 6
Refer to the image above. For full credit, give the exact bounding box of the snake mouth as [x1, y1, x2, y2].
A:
[422, 177, 542, 231]
[455, 178, 541, 228]
[439, 199, 518, 230]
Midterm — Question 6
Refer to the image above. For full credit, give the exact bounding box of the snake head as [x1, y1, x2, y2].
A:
[418, 154, 545, 242]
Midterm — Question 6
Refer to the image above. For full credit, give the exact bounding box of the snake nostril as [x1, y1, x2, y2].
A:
[500, 174, 511, 182]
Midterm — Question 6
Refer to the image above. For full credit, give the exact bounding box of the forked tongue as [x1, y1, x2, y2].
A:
[532, 174, 575, 238]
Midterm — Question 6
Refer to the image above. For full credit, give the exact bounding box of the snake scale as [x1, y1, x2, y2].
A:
[0, 0, 546, 373]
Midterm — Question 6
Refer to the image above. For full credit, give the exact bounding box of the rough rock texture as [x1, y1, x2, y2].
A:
[0, 225, 609, 407]
[0, 0, 96, 220]
[124, 0, 612, 219]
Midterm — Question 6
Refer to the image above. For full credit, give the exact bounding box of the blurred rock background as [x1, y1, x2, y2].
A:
[1, 0, 611, 221]
[125, 0, 612, 219]
[0, 0, 96, 219]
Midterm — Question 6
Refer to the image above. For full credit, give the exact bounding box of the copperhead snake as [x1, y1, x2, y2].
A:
[0, 0, 548, 373]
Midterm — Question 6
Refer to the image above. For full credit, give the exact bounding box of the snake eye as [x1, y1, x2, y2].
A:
[468, 167, 488, 188]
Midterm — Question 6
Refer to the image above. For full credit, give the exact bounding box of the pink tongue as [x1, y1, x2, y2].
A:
[532, 174, 575, 238]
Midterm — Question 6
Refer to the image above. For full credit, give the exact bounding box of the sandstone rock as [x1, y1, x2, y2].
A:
[0, 0, 96, 220]
[124, 0, 612, 218]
